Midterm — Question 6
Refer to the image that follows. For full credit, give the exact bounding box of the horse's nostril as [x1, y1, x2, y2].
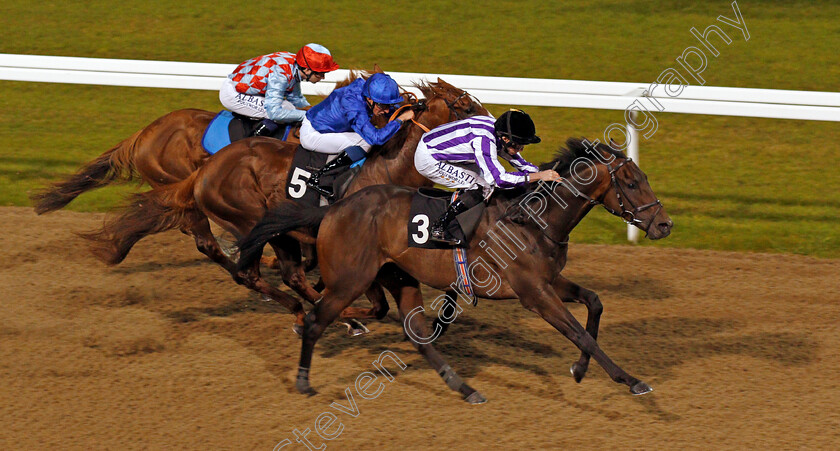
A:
[659, 221, 672, 231]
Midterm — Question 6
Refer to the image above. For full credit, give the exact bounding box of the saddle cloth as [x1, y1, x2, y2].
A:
[407, 188, 485, 302]
[201, 110, 298, 154]
[407, 188, 485, 250]
[285, 145, 362, 208]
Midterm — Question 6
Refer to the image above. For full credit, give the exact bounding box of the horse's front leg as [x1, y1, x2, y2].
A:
[552, 275, 603, 383]
[514, 279, 651, 395]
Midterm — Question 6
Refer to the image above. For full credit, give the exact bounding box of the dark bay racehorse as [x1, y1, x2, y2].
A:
[235, 138, 673, 402]
[79, 80, 487, 332]
[30, 69, 385, 214]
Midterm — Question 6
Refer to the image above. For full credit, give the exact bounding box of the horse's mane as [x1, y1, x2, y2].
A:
[369, 79, 465, 159]
[415, 80, 457, 100]
[493, 138, 626, 212]
[539, 138, 626, 175]
[332, 65, 381, 90]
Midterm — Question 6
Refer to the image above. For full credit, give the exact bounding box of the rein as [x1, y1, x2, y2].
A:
[561, 157, 663, 236]
[501, 156, 663, 245]
[388, 86, 477, 132]
[389, 104, 431, 133]
[379, 87, 479, 186]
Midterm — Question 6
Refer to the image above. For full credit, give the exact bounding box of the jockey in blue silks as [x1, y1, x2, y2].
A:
[301, 72, 415, 197]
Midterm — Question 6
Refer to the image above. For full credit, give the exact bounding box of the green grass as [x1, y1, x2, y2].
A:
[1, 0, 838, 257]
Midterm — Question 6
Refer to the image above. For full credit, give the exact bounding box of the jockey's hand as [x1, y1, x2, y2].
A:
[397, 110, 415, 122]
[529, 170, 564, 183]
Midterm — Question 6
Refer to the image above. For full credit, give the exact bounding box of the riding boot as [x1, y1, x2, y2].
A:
[430, 198, 469, 246]
[306, 152, 354, 198]
[251, 119, 280, 137]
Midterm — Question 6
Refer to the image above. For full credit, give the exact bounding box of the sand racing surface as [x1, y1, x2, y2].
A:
[1, 206, 838, 450]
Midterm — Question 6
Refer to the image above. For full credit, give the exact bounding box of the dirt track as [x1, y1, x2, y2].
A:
[1, 206, 838, 450]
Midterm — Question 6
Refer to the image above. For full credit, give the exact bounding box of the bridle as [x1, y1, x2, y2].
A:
[571, 157, 664, 235]
[510, 155, 664, 245]
[388, 87, 480, 133]
[444, 90, 479, 121]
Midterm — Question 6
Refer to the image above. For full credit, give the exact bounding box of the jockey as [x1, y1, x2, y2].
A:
[302, 72, 415, 197]
[219, 43, 339, 136]
[414, 109, 563, 245]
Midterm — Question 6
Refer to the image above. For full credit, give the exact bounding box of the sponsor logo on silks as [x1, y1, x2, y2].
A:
[235, 93, 265, 107]
[434, 162, 477, 185]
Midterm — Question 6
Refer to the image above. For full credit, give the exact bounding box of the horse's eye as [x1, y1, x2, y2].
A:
[628, 182, 637, 189]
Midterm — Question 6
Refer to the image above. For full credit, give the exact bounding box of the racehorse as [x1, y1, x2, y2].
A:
[234, 138, 673, 403]
[29, 68, 382, 215]
[79, 79, 488, 333]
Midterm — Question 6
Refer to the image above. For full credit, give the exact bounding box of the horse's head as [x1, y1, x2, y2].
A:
[547, 138, 673, 240]
[415, 78, 489, 130]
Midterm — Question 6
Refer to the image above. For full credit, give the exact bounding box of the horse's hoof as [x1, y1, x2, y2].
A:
[464, 391, 487, 405]
[292, 324, 304, 337]
[296, 380, 317, 396]
[570, 363, 587, 383]
[343, 320, 370, 337]
[630, 381, 653, 396]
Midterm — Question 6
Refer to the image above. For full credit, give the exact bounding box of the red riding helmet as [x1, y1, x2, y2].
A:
[295, 43, 339, 73]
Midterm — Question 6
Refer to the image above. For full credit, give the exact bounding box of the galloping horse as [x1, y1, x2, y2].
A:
[235, 138, 673, 402]
[30, 69, 382, 214]
[80, 79, 488, 332]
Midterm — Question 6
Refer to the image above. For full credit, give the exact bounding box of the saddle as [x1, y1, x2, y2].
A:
[201, 110, 300, 154]
[285, 145, 362, 208]
[407, 188, 486, 249]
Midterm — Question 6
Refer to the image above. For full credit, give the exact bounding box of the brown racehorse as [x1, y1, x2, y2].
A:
[29, 69, 384, 214]
[235, 138, 674, 403]
[79, 79, 488, 333]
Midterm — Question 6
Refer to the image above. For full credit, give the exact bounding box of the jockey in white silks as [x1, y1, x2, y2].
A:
[414, 109, 563, 245]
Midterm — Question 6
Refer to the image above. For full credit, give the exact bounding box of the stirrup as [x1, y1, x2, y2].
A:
[429, 228, 462, 246]
[306, 179, 335, 198]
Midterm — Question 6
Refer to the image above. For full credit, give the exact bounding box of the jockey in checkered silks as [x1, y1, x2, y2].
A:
[219, 43, 339, 136]
[414, 109, 564, 245]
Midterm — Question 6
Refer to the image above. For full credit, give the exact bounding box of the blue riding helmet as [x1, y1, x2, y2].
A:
[362, 73, 404, 105]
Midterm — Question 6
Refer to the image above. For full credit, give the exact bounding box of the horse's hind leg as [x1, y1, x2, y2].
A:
[235, 258, 306, 334]
[552, 276, 603, 383]
[189, 215, 237, 273]
[268, 237, 322, 304]
[296, 273, 378, 395]
[339, 282, 390, 320]
[378, 269, 486, 404]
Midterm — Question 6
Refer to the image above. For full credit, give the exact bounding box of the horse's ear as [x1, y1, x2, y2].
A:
[373, 64, 383, 73]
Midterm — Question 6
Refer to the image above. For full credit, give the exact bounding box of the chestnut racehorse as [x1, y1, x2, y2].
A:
[80, 80, 488, 332]
[235, 138, 674, 403]
[30, 69, 383, 214]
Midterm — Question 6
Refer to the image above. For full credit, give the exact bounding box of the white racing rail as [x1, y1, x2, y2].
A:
[3, 54, 839, 241]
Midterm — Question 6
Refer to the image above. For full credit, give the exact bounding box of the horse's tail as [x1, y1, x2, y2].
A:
[31, 129, 143, 214]
[79, 172, 200, 265]
[236, 204, 328, 271]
